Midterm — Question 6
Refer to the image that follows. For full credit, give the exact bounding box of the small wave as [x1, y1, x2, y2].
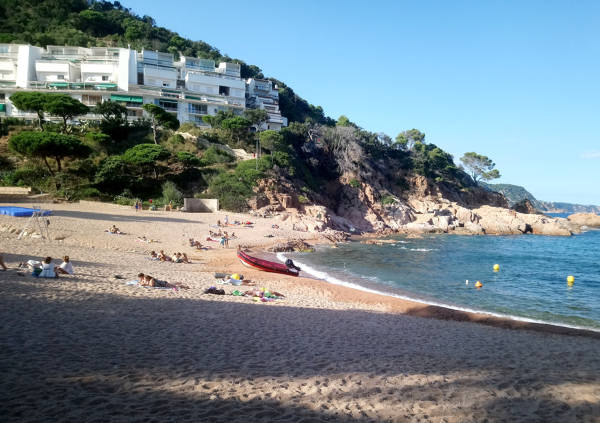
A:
[276, 252, 600, 333]
[399, 247, 437, 251]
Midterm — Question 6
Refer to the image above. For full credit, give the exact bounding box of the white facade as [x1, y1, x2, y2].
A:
[246, 78, 287, 131]
[0, 43, 286, 130]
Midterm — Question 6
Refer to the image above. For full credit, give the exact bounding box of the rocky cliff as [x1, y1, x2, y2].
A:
[243, 124, 583, 237]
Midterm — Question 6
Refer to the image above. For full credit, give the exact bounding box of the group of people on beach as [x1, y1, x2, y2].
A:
[150, 250, 191, 263]
[137, 273, 189, 289]
[216, 216, 252, 227]
[25, 256, 74, 278]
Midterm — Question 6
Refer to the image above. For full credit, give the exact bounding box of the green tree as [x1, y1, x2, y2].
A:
[221, 116, 251, 144]
[176, 151, 201, 168]
[395, 129, 425, 151]
[243, 109, 268, 128]
[143, 104, 179, 144]
[8, 92, 47, 129]
[122, 143, 170, 179]
[94, 156, 130, 194]
[202, 110, 235, 128]
[8, 131, 91, 175]
[460, 152, 501, 182]
[259, 130, 284, 164]
[94, 100, 128, 141]
[161, 180, 182, 205]
[336, 115, 355, 127]
[43, 94, 89, 132]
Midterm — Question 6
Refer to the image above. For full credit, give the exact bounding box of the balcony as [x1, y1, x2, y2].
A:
[25, 81, 118, 91]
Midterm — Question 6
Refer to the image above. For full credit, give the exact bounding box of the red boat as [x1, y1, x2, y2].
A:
[237, 249, 300, 277]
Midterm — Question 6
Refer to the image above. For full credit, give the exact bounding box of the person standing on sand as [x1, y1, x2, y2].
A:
[223, 231, 229, 248]
[0, 253, 7, 270]
[224, 215, 229, 225]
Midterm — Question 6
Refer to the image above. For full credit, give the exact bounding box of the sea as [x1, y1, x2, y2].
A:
[280, 215, 600, 331]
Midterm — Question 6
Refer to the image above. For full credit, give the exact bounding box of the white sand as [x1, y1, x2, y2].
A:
[1, 201, 599, 422]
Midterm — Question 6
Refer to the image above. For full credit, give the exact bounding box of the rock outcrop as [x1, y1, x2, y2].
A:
[567, 213, 600, 227]
[246, 163, 576, 237]
[266, 239, 315, 253]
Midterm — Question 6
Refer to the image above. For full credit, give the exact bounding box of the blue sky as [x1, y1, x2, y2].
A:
[123, 0, 600, 205]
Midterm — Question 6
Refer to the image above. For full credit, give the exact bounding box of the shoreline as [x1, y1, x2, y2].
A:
[205, 246, 600, 339]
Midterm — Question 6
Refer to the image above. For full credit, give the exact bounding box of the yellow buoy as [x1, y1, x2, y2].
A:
[567, 275, 574, 284]
[493, 264, 500, 272]
[475, 280, 483, 289]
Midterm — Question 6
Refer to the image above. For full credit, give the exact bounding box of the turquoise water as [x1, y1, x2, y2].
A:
[284, 230, 600, 330]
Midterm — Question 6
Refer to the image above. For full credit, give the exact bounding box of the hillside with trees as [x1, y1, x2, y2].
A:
[0, 0, 509, 232]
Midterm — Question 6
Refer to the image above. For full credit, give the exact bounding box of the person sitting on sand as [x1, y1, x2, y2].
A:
[0, 252, 7, 271]
[158, 250, 171, 262]
[230, 232, 236, 239]
[172, 252, 182, 263]
[181, 253, 191, 264]
[217, 219, 222, 227]
[149, 251, 158, 260]
[38, 257, 57, 278]
[109, 225, 121, 234]
[55, 256, 74, 275]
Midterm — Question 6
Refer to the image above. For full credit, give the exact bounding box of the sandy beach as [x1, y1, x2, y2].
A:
[1, 201, 599, 422]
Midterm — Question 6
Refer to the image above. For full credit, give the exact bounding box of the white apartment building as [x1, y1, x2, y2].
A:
[0, 43, 286, 129]
[246, 78, 287, 131]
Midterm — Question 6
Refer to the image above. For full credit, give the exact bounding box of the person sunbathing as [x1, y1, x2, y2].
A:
[181, 253, 191, 264]
[55, 256, 74, 275]
[140, 273, 189, 289]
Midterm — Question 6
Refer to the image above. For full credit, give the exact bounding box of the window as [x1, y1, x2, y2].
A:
[57, 75, 65, 80]
[219, 86, 230, 96]
[102, 75, 109, 81]
[189, 103, 207, 114]
[82, 94, 102, 106]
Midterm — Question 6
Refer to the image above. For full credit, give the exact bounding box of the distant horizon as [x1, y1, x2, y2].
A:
[120, 1, 599, 205]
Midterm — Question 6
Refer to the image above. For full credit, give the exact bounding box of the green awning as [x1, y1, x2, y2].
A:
[0, 104, 6, 112]
[110, 95, 143, 103]
[96, 83, 118, 88]
[49, 82, 69, 88]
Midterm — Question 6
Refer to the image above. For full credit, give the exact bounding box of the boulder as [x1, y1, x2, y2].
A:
[567, 213, 600, 227]
[266, 239, 315, 253]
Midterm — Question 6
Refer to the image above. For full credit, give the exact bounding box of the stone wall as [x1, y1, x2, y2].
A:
[183, 198, 219, 213]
